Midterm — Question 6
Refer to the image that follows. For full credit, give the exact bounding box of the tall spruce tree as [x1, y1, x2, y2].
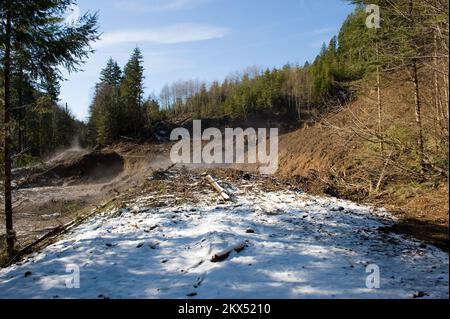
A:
[0, 0, 99, 254]
[90, 58, 123, 144]
[120, 47, 145, 136]
[100, 58, 123, 87]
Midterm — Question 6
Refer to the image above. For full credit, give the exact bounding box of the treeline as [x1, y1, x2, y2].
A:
[156, 7, 378, 121]
[89, 28, 369, 142]
[0, 64, 88, 171]
[88, 6, 379, 144]
[87, 0, 449, 182]
[0, 77, 86, 163]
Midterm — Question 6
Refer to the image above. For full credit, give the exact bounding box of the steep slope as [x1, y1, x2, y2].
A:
[276, 79, 449, 250]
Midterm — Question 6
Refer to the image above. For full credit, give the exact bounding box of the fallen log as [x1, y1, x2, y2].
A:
[211, 241, 247, 263]
[120, 135, 140, 142]
[206, 175, 230, 201]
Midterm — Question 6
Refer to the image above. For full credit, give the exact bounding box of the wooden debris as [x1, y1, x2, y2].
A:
[206, 175, 230, 201]
[211, 241, 247, 263]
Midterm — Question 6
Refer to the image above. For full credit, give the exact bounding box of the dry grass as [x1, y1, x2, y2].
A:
[276, 75, 449, 250]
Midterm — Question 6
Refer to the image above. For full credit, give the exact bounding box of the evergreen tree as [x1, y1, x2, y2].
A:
[89, 58, 123, 144]
[90, 85, 121, 145]
[120, 47, 145, 136]
[100, 58, 122, 87]
[0, 0, 99, 254]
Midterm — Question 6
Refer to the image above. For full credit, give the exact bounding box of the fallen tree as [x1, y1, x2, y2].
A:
[206, 175, 230, 201]
[211, 241, 247, 263]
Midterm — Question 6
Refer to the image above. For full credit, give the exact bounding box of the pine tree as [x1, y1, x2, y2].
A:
[100, 58, 123, 87]
[0, 0, 99, 254]
[89, 58, 123, 144]
[120, 47, 145, 136]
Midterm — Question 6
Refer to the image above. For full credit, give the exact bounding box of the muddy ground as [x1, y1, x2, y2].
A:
[0, 143, 173, 250]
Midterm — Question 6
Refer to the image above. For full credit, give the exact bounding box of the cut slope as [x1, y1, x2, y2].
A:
[276, 79, 449, 249]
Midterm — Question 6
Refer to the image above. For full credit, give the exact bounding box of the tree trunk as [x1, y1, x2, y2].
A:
[433, 32, 444, 129]
[377, 65, 383, 153]
[444, 75, 449, 120]
[3, 10, 15, 255]
[17, 67, 24, 152]
[376, 42, 384, 154]
[412, 61, 425, 173]
[296, 94, 301, 122]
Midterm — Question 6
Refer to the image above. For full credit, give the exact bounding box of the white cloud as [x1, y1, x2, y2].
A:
[95, 23, 229, 48]
[113, 0, 208, 12]
[312, 27, 336, 35]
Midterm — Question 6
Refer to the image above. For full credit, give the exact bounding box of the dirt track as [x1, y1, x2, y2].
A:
[0, 143, 173, 248]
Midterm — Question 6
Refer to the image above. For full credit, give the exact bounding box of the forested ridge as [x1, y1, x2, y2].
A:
[2, 1, 447, 169]
[88, 0, 448, 180]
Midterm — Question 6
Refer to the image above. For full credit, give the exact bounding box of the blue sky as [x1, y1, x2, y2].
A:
[60, 0, 355, 121]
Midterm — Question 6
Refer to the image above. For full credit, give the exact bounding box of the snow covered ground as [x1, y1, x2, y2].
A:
[0, 171, 448, 299]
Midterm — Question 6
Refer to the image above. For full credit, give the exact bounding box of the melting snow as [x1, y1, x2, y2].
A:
[0, 178, 448, 299]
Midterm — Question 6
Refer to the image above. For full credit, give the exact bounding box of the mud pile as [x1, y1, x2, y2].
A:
[18, 151, 124, 188]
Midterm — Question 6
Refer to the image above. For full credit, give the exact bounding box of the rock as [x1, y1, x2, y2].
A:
[144, 225, 159, 233]
[186, 292, 198, 297]
[246, 229, 255, 234]
[413, 291, 429, 298]
[24, 271, 32, 278]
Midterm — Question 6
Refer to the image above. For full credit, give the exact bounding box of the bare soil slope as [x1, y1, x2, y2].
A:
[276, 81, 449, 250]
[0, 143, 173, 250]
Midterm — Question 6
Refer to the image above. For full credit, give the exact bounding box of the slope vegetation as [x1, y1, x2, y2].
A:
[277, 79, 449, 250]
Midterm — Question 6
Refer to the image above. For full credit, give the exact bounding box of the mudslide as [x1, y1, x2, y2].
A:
[0, 143, 172, 248]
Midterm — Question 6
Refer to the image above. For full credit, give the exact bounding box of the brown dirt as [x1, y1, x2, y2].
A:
[0, 142, 173, 251]
[18, 151, 125, 188]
